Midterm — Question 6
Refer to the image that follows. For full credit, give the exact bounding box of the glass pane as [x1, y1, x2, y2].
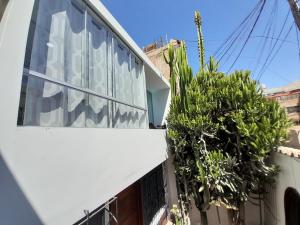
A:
[131, 55, 146, 108]
[136, 109, 147, 129]
[112, 103, 146, 128]
[23, 76, 65, 126]
[86, 95, 109, 128]
[113, 38, 133, 104]
[65, 88, 86, 127]
[20, 75, 87, 127]
[25, 0, 85, 86]
[147, 91, 154, 125]
[87, 15, 109, 96]
[112, 103, 130, 128]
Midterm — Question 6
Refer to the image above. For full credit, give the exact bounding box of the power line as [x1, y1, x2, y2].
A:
[210, 1, 264, 63]
[252, 0, 278, 75]
[251, 35, 296, 45]
[184, 35, 297, 45]
[226, 0, 267, 73]
[257, 22, 294, 81]
[255, 10, 291, 80]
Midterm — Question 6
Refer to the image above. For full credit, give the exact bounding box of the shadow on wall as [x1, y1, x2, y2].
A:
[0, 153, 43, 225]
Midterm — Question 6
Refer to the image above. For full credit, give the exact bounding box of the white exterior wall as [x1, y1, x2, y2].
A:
[264, 149, 300, 225]
[152, 88, 171, 126]
[0, 0, 170, 224]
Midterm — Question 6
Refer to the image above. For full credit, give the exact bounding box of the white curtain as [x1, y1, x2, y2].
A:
[86, 16, 109, 128]
[113, 38, 133, 128]
[131, 55, 147, 128]
[24, 0, 86, 127]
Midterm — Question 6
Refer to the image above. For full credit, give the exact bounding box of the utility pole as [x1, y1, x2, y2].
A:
[288, 0, 300, 31]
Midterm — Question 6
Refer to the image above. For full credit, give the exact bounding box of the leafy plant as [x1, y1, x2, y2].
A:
[170, 205, 188, 225]
[166, 10, 290, 225]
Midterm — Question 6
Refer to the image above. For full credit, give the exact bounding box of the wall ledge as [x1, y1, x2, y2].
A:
[277, 146, 300, 159]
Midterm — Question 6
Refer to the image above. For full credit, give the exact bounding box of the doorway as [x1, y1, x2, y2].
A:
[284, 187, 300, 225]
[112, 182, 143, 225]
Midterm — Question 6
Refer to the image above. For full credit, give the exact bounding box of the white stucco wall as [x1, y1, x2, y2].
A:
[152, 88, 171, 126]
[0, 128, 168, 225]
[0, 0, 170, 224]
[264, 149, 300, 225]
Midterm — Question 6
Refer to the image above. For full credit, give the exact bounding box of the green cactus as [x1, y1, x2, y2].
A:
[194, 11, 205, 72]
[174, 42, 193, 111]
[164, 41, 193, 112]
[207, 56, 219, 73]
[163, 43, 177, 96]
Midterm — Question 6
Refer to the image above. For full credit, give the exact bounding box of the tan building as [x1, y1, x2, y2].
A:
[144, 39, 181, 81]
[265, 81, 300, 124]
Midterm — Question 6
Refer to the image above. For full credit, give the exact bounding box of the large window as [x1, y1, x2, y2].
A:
[141, 165, 166, 225]
[18, 0, 147, 128]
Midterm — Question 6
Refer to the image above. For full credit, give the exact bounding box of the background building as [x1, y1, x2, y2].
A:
[264, 81, 300, 124]
[144, 39, 181, 81]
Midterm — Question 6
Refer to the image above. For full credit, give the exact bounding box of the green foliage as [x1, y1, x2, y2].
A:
[166, 10, 290, 225]
[167, 69, 290, 213]
[164, 41, 193, 111]
[170, 205, 186, 225]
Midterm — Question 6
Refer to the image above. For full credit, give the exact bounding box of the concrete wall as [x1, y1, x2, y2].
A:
[0, 0, 170, 224]
[187, 200, 260, 225]
[0, 128, 168, 225]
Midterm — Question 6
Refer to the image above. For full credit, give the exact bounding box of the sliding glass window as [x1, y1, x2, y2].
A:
[18, 0, 147, 128]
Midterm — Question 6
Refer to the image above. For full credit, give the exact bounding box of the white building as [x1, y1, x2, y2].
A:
[0, 0, 172, 224]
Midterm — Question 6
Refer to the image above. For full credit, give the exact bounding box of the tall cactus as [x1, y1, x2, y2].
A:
[174, 42, 193, 111]
[163, 43, 177, 96]
[164, 41, 193, 111]
[194, 11, 205, 72]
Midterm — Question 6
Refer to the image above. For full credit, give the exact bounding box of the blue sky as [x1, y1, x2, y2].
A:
[101, 0, 300, 88]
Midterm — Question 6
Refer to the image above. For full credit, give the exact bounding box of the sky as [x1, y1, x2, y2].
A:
[100, 0, 300, 89]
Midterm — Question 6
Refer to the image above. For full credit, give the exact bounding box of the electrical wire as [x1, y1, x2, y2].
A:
[211, 1, 264, 63]
[226, 0, 267, 73]
[255, 10, 291, 80]
[257, 22, 294, 81]
[252, 0, 278, 75]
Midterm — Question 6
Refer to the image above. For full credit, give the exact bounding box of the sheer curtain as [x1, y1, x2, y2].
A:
[86, 15, 109, 128]
[131, 55, 147, 128]
[23, 0, 86, 127]
[113, 37, 133, 128]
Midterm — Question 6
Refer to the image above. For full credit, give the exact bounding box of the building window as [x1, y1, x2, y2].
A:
[287, 106, 300, 114]
[18, 0, 147, 128]
[147, 91, 154, 126]
[0, 0, 9, 22]
[141, 165, 166, 225]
